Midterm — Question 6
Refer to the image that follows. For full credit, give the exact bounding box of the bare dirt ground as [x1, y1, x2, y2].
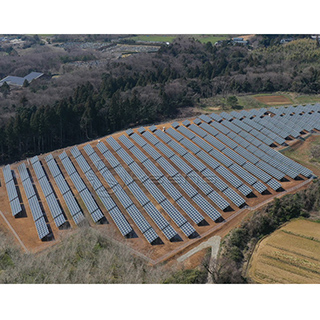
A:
[247, 219, 320, 284]
[253, 95, 293, 105]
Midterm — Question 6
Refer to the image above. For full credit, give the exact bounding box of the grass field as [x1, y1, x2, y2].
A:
[126, 34, 229, 44]
[126, 35, 178, 43]
[253, 94, 293, 105]
[248, 219, 320, 284]
[282, 135, 320, 177]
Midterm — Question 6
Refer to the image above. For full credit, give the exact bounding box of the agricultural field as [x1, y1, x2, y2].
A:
[248, 219, 320, 284]
[253, 94, 293, 106]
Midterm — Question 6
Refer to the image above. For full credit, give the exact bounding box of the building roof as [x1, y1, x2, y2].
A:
[0, 72, 43, 86]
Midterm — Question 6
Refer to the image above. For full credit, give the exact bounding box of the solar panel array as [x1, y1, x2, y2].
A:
[59, 151, 104, 224]
[84, 143, 159, 243]
[31, 156, 67, 227]
[45, 154, 85, 225]
[2, 103, 317, 248]
[17, 163, 50, 240]
[2, 165, 23, 216]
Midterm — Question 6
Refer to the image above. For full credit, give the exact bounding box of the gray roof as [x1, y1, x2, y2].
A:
[0, 72, 43, 86]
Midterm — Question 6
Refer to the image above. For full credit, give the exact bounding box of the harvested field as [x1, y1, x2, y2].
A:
[248, 219, 320, 284]
[253, 95, 293, 105]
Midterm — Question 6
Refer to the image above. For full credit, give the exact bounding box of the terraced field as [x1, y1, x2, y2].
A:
[248, 219, 320, 283]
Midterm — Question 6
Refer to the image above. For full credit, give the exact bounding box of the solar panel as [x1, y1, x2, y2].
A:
[59, 155, 76, 175]
[215, 166, 242, 188]
[209, 149, 233, 167]
[192, 136, 213, 152]
[243, 162, 272, 183]
[127, 182, 150, 206]
[108, 207, 133, 236]
[143, 179, 167, 204]
[157, 157, 179, 177]
[143, 159, 164, 180]
[197, 150, 220, 170]
[6, 179, 18, 201]
[70, 146, 82, 158]
[130, 133, 147, 147]
[80, 188, 100, 214]
[179, 138, 201, 154]
[96, 187, 116, 211]
[32, 161, 45, 179]
[34, 216, 50, 240]
[202, 168, 228, 191]
[63, 190, 83, 221]
[187, 172, 213, 195]
[168, 140, 188, 156]
[18, 163, 29, 182]
[113, 187, 133, 209]
[156, 142, 176, 158]
[172, 174, 198, 198]
[55, 174, 70, 195]
[3, 165, 13, 183]
[97, 141, 109, 154]
[158, 176, 182, 201]
[229, 163, 257, 185]
[46, 157, 61, 178]
[130, 146, 149, 163]
[85, 170, 103, 191]
[154, 129, 172, 143]
[143, 144, 162, 161]
[114, 166, 134, 186]
[223, 188, 245, 207]
[126, 205, 152, 234]
[252, 181, 268, 194]
[54, 213, 67, 227]
[222, 147, 247, 166]
[170, 155, 193, 175]
[191, 194, 222, 221]
[207, 190, 230, 211]
[203, 135, 226, 151]
[142, 131, 160, 146]
[69, 172, 87, 193]
[183, 153, 207, 172]
[74, 154, 91, 173]
[46, 193, 63, 219]
[149, 125, 157, 132]
[188, 124, 208, 138]
[22, 178, 36, 199]
[177, 126, 196, 140]
[160, 199, 187, 227]
[128, 162, 149, 183]
[176, 197, 205, 225]
[182, 119, 191, 127]
[238, 184, 253, 196]
[199, 122, 219, 136]
[106, 136, 122, 151]
[142, 203, 166, 232]
[28, 195, 44, 221]
[10, 198, 22, 216]
[167, 127, 184, 142]
[267, 179, 282, 191]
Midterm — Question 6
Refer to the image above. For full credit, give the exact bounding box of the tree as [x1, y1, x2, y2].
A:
[227, 95, 239, 108]
[0, 82, 10, 98]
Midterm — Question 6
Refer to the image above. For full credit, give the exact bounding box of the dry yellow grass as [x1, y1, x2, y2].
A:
[248, 219, 320, 284]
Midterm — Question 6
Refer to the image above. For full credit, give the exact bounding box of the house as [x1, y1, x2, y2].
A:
[280, 38, 293, 44]
[232, 37, 248, 45]
[0, 72, 43, 87]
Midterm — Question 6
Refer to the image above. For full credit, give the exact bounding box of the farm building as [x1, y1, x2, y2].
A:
[0, 71, 43, 87]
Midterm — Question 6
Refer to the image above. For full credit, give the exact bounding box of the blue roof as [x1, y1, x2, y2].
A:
[0, 72, 43, 86]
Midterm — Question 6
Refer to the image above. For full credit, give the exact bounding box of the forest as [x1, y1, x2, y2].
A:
[1, 35, 320, 164]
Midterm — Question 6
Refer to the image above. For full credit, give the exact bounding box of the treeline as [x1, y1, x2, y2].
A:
[0, 80, 183, 164]
[204, 179, 320, 283]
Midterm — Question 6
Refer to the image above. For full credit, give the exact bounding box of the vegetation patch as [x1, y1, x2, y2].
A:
[248, 219, 320, 283]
